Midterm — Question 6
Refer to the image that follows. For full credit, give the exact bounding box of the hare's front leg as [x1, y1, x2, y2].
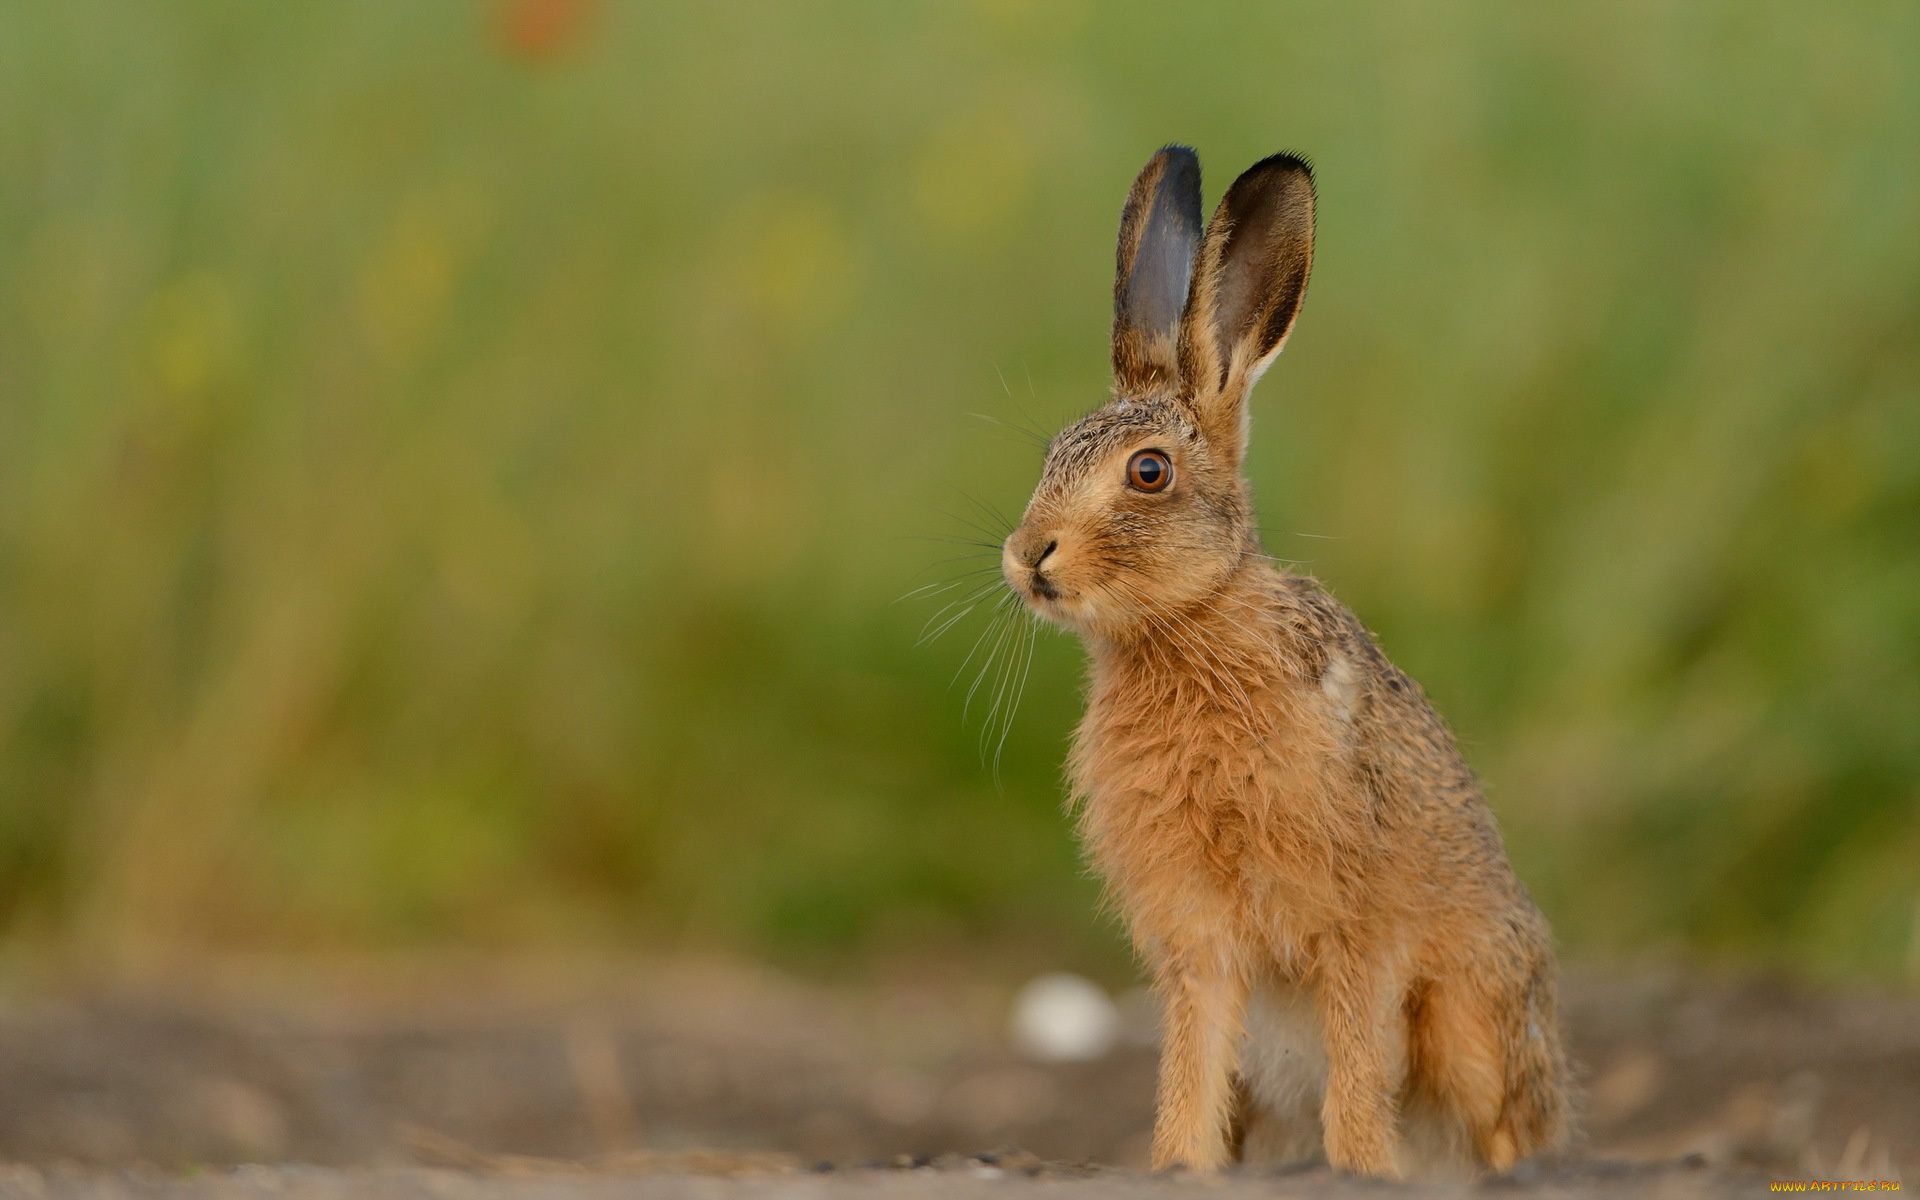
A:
[1314, 943, 1405, 1179]
[1149, 959, 1248, 1172]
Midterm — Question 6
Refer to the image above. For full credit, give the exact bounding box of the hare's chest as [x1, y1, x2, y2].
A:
[1073, 717, 1291, 867]
[1069, 681, 1358, 936]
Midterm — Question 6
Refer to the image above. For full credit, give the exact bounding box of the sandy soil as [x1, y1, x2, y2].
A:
[0, 959, 1909, 1196]
[0, 1158, 1795, 1199]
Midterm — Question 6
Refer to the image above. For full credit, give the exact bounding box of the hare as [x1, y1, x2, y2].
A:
[999, 146, 1570, 1179]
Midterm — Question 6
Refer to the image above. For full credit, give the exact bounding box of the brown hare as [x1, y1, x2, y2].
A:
[999, 146, 1570, 1179]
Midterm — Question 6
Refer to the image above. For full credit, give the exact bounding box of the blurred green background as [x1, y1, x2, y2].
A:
[2, 1, 1916, 982]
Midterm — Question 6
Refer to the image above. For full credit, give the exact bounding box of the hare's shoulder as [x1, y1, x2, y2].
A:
[1258, 572, 1395, 679]
[1258, 570, 1480, 797]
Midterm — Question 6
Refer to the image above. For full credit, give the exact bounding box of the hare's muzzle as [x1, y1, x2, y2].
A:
[1003, 529, 1063, 606]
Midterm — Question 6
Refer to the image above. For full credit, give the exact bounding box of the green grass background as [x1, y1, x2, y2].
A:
[2, 1, 1917, 981]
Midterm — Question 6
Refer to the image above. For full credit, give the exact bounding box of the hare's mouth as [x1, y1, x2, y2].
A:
[1010, 571, 1079, 622]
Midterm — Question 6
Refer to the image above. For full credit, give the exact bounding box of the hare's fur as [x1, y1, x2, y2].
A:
[1001, 148, 1570, 1179]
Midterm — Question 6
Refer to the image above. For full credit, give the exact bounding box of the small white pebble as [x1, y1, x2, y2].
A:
[1010, 972, 1119, 1062]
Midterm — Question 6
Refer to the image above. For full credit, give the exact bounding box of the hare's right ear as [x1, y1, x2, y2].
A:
[1111, 145, 1202, 396]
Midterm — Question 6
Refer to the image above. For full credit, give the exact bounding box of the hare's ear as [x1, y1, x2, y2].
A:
[1178, 153, 1315, 460]
[1111, 145, 1202, 396]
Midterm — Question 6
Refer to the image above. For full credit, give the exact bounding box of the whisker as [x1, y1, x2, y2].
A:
[897, 568, 1000, 607]
[901, 534, 1005, 550]
[964, 599, 1020, 723]
[959, 490, 1018, 539]
[917, 578, 1005, 645]
[936, 507, 1013, 545]
[1012, 363, 1056, 441]
[991, 613, 1039, 777]
[948, 599, 1009, 690]
[980, 612, 1020, 768]
[969, 411, 1049, 450]
[918, 602, 984, 647]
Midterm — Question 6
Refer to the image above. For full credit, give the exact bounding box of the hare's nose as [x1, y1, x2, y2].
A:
[1003, 529, 1060, 579]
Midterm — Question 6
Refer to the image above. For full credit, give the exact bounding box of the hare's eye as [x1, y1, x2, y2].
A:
[1127, 449, 1173, 492]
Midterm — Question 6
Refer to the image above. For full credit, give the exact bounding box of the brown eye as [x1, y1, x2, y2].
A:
[1127, 449, 1173, 492]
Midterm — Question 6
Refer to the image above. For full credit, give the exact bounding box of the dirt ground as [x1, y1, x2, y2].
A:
[0, 958, 1910, 1197]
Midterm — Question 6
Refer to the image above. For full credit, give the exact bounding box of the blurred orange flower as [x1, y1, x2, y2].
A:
[493, 0, 597, 63]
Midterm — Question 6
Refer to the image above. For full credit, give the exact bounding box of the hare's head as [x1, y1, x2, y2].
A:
[1002, 147, 1316, 640]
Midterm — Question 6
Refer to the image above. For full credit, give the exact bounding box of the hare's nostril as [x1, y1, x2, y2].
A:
[1032, 539, 1059, 568]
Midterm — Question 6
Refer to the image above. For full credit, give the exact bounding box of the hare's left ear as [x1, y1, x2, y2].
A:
[1178, 153, 1315, 461]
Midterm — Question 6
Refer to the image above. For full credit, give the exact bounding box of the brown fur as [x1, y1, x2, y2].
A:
[1001, 147, 1570, 1179]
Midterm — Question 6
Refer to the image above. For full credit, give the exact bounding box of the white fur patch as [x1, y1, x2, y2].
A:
[1238, 982, 1328, 1164]
[1319, 654, 1360, 721]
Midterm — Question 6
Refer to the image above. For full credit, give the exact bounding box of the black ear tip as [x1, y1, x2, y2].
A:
[1142, 145, 1203, 227]
[1151, 144, 1202, 184]
[1246, 151, 1315, 188]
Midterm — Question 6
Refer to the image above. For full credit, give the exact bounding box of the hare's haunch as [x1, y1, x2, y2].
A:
[1000, 147, 1570, 1179]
